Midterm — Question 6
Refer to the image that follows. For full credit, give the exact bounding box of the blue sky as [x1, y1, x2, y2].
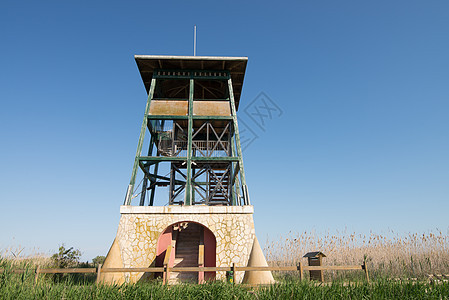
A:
[1, 0, 448, 261]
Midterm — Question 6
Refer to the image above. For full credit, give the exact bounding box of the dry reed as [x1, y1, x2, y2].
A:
[264, 229, 449, 280]
[0, 246, 52, 268]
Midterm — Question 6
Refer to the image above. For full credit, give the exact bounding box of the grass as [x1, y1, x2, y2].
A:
[1, 257, 449, 299]
[1, 267, 449, 300]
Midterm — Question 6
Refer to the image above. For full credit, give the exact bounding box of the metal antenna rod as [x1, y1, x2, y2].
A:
[194, 25, 197, 56]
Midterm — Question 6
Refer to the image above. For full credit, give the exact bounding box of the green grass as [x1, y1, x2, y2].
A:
[1, 268, 449, 300]
[1, 258, 449, 299]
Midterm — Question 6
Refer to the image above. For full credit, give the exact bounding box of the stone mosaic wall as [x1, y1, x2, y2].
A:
[114, 205, 255, 283]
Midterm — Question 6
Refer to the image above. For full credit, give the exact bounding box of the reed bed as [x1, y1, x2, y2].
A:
[0, 247, 52, 269]
[264, 229, 449, 280]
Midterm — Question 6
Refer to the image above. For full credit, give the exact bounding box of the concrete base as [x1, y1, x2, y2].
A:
[100, 238, 125, 284]
[100, 205, 272, 284]
[242, 236, 276, 285]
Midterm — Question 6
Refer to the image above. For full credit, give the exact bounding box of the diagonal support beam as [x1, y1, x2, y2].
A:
[125, 77, 156, 205]
[228, 77, 250, 205]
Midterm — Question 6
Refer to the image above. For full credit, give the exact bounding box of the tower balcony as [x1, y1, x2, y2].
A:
[157, 139, 230, 158]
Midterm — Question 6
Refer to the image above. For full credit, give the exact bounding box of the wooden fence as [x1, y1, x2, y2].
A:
[0, 260, 370, 285]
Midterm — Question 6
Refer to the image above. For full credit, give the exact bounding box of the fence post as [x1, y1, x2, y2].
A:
[34, 266, 40, 285]
[163, 265, 168, 285]
[363, 256, 370, 283]
[96, 264, 102, 284]
[231, 263, 235, 285]
[298, 262, 303, 281]
[162, 245, 172, 285]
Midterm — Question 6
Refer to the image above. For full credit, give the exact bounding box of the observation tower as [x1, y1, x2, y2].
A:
[101, 55, 274, 285]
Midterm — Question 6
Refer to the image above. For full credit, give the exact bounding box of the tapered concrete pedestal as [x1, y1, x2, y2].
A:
[242, 236, 276, 285]
[100, 205, 273, 284]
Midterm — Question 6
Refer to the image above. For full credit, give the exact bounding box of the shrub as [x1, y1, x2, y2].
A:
[51, 245, 81, 268]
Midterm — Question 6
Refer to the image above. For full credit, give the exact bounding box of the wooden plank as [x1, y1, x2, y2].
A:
[193, 101, 231, 116]
[202, 267, 231, 272]
[235, 266, 298, 271]
[0, 269, 27, 274]
[303, 266, 363, 271]
[101, 267, 164, 273]
[169, 267, 232, 272]
[149, 100, 188, 116]
[39, 268, 97, 274]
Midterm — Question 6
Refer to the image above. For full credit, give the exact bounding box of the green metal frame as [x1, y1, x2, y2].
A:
[124, 78, 156, 205]
[125, 71, 249, 206]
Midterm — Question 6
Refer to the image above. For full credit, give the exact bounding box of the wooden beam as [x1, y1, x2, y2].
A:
[304, 266, 363, 271]
[101, 267, 165, 273]
[38, 268, 97, 274]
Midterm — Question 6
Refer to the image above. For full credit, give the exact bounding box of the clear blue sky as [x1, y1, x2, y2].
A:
[1, 0, 448, 261]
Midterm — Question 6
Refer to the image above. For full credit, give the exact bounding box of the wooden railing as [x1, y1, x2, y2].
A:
[1, 260, 370, 285]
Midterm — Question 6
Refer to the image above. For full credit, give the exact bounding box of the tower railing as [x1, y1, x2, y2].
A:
[157, 139, 230, 157]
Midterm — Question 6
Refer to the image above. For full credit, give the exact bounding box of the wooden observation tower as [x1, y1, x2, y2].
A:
[101, 55, 273, 285]
[124, 55, 250, 207]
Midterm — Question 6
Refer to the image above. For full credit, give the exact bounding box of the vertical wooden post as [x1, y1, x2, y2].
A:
[96, 264, 102, 284]
[163, 265, 168, 285]
[298, 262, 303, 281]
[163, 244, 172, 285]
[34, 266, 40, 285]
[198, 227, 205, 284]
[363, 256, 370, 283]
[231, 263, 236, 285]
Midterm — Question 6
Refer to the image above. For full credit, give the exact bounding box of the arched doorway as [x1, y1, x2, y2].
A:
[156, 221, 216, 283]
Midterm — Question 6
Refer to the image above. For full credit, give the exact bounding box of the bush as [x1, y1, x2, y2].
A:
[51, 245, 81, 268]
[92, 256, 106, 267]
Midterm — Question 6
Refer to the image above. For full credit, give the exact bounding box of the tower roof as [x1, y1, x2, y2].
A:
[135, 55, 248, 108]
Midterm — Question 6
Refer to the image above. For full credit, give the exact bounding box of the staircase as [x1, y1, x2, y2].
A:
[209, 170, 230, 204]
[169, 223, 201, 284]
